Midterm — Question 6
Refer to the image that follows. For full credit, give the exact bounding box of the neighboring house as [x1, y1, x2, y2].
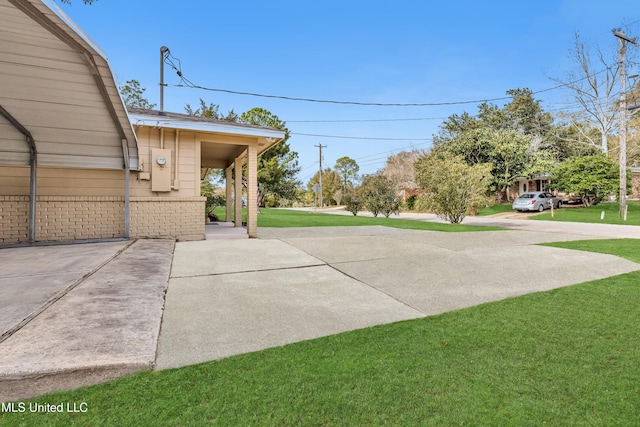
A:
[514, 170, 640, 200]
[631, 167, 640, 199]
[513, 176, 550, 197]
[0, 0, 283, 245]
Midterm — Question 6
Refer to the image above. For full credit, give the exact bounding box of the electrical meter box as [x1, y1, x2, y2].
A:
[151, 148, 172, 192]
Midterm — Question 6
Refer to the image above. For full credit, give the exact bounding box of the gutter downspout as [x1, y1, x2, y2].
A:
[121, 139, 130, 238]
[0, 105, 37, 243]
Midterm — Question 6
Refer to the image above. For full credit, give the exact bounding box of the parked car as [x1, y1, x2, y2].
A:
[512, 191, 562, 212]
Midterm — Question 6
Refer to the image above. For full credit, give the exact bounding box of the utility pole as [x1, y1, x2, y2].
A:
[160, 46, 169, 112]
[315, 144, 327, 208]
[613, 29, 637, 220]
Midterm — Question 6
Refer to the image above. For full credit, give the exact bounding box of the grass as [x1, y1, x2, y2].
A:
[477, 203, 513, 216]
[531, 200, 640, 225]
[2, 241, 639, 426]
[214, 207, 503, 232]
[540, 238, 640, 263]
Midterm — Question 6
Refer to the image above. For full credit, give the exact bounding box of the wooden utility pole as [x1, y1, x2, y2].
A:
[314, 144, 327, 208]
[614, 30, 637, 220]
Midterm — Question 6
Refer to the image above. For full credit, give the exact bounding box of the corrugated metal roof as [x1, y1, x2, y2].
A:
[0, 0, 138, 170]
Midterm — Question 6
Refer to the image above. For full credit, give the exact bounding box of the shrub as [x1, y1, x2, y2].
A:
[414, 153, 491, 224]
[359, 174, 401, 218]
[205, 194, 225, 221]
[550, 155, 622, 207]
[343, 191, 361, 216]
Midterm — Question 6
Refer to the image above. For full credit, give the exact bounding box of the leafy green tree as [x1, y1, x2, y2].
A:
[307, 168, 341, 206]
[185, 99, 238, 121]
[185, 103, 300, 206]
[433, 127, 530, 200]
[414, 153, 491, 224]
[334, 156, 360, 189]
[239, 108, 301, 205]
[550, 155, 622, 207]
[432, 89, 561, 201]
[359, 174, 401, 218]
[119, 80, 156, 110]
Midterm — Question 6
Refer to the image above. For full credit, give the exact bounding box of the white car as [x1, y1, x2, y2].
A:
[512, 191, 562, 212]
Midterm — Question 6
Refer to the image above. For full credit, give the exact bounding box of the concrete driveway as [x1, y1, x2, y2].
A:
[155, 226, 640, 370]
[1, 220, 639, 400]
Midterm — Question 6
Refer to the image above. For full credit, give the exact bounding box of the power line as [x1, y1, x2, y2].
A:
[287, 117, 446, 123]
[291, 132, 432, 141]
[170, 82, 512, 107]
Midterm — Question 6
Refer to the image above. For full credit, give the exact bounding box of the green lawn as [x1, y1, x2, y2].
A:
[3, 241, 639, 426]
[214, 207, 503, 232]
[540, 238, 640, 263]
[531, 200, 640, 225]
[477, 203, 513, 216]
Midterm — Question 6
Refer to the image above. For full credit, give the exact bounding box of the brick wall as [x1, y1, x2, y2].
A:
[0, 196, 29, 244]
[1, 196, 205, 244]
[130, 197, 205, 241]
[0, 196, 124, 244]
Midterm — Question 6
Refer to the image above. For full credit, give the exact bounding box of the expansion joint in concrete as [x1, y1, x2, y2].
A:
[0, 239, 137, 345]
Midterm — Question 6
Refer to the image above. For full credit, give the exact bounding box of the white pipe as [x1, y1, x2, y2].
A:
[174, 129, 180, 188]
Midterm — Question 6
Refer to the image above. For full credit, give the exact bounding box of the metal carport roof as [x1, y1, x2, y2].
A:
[0, 0, 138, 171]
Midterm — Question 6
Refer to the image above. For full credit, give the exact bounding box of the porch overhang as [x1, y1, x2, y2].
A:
[128, 109, 285, 170]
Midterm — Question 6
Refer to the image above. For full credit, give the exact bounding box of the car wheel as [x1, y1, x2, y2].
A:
[538, 204, 544, 212]
[556, 201, 562, 209]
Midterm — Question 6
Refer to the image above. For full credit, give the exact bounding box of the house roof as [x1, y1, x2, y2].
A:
[128, 108, 286, 169]
[127, 108, 286, 140]
[0, 0, 138, 170]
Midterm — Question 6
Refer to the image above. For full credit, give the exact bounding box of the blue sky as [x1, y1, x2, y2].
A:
[56, 0, 640, 182]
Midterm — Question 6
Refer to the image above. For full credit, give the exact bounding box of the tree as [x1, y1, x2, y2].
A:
[306, 168, 341, 206]
[239, 108, 301, 205]
[185, 103, 300, 206]
[549, 154, 622, 207]
[546, 121, 602, 160]
[414, 153, 491, 224]
[359, 174, 401, 218]
[432, 89, 556, 201]
[380, 150, 422, 195]
[119, 80, 156, 110]
[58, 0, 97, 4]
[551, 33, 620, 154]
[433, 127, 530, 200]
[611, 80, 640, 166]
[185, 99, 238, 122]
[334, 156, 360, 189]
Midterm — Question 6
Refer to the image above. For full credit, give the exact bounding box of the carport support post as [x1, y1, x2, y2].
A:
[225, 166, 233, 223]
[234, 157, 243, 228]
[247, 145, 258, 238]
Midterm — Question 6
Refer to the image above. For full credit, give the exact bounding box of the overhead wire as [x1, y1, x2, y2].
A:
[163, 51, 616, 110]
[161, 50, 635, 181]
